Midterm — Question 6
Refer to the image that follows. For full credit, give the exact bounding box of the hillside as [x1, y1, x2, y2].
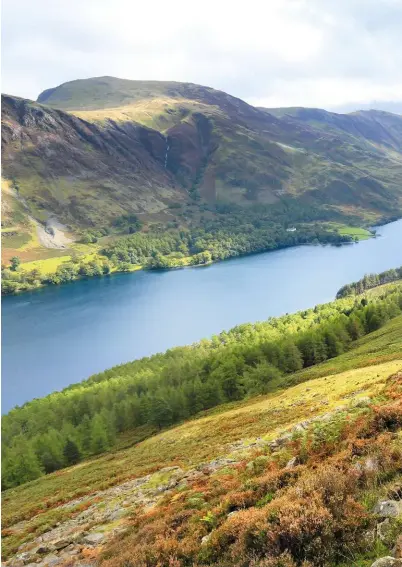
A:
[2, 77, 402, 292]
[2, 280, 402, 566]
[39, 77, 402, 214]
[2, 78, 402, 236]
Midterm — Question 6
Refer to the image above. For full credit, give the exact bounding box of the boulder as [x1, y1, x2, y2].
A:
[286, 457, 298, 469]
[374, 500, 402, 519]
[52, 539, 71, 550]
[201, 534, 211, 545]
[387, 483, 402, 501]
[15, 551, 36, 564]
[37, 554, 62, 566]
[370, 558, 402, 567]
[364, 457, 379, 473]
[36, 545, 55, 554]
[82, 532, 104, 545]
[227, 510, 239, 518]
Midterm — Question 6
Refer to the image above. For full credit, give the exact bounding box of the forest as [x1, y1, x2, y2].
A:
[2, 275, 402, 490]
[1, 200, 357, 294]
[336, 266, 402, 298]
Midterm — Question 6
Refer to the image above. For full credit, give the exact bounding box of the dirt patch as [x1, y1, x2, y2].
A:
[35, 218, 74, 249]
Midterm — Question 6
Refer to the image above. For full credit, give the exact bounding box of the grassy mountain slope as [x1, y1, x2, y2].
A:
[2, 280, 402, 565]
[1, 94, 186, 226]
[38, 77, 402, 213]
[2, 312, 401, 565]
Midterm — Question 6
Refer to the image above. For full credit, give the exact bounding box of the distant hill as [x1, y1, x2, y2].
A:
[331, 100, 402, 115]
[2, 76, 402, 252]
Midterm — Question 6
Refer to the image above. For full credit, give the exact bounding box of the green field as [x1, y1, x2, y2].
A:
[325, 223, 374, 240]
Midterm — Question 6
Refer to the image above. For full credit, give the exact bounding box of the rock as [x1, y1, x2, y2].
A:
[352, 396, 371, 408]
[374, 500, 402, 519]
[201, 534, 211, 545]
[159, 466, 182, 474]
[15, 551, 36, 564]
[291, 424, 306, 435]
[269, 433, 292, 450]
[10, 561, 24, 567]
[107, 509, 125, 521]
[362, 528, 377, 546]
[286, 457, 298, 469]
[370, 558, 402, 567]
[53, 539, 70, 550]
[227, 510, 239, 518]
[63, 544, 80, 555]
[82, 532, 104, 545]
[36, 545, 54, 554]
[38, 554, 62, 566]
[364, 457, 379, 472]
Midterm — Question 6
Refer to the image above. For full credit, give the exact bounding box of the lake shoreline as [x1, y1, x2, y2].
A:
[2, 228, 373, 297]
[3, 217, 402, 412]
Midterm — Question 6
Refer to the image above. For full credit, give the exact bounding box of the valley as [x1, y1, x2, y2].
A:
[2, 76, 402, 567]
[2, 219, 402, 412]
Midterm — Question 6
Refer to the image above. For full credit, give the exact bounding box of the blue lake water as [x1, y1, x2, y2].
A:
[2, 219, 402, 413]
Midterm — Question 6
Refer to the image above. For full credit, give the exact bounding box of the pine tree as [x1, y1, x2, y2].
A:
[63, 438, 81, 465]
[279, 340, 303, 373]
[346, 315, 364, 340]
[149, 396, 173, 430]
[2, 438, 43, 488]
[90, 414, 110, 454]
[77, 414, 92, 454]
[244, 361, 281, 395]
[34, 429, 64, 473]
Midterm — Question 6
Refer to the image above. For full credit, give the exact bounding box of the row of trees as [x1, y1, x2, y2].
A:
[336, 266, 402, 298]
[2, 199, 359, 295]
[1, 258, 114, 295]
[101, 217, 355, 270]
[3, 278, 402, 489]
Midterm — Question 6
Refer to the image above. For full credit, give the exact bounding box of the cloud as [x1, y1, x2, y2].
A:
[2, 0, 402, 110]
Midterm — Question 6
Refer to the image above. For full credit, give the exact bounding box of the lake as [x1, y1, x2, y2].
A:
[2, 219, 402, 413]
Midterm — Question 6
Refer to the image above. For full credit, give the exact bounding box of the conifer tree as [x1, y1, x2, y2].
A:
[90, 414, 110, 454]
[149, 396, 173, 430]
[63, 438, 81, 465]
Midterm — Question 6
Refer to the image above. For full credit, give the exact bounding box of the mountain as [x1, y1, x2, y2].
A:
[331, 100, 402, 115]
[2, 77, 402, 272]
[1, 93, 186, 227]
[3, 77, 402, 229]
[2, 278, 402, 566]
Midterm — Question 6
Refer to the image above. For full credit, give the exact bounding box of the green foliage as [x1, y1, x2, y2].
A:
[63, 439, 81, 466]
[10, 256, 20, 271]
[337, 266, 402, 298]
[2, 278, 402, 489]
[101, 201, 356, 273]
[1, 200, 375, 296]
[2, 437, 43, 489]
[112, 214, 142, 234]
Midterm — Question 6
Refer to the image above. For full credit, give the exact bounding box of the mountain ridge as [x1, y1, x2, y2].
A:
[2, 76, 402, 271]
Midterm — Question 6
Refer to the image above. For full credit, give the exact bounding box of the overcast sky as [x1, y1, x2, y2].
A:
[2, 0, 402, 111]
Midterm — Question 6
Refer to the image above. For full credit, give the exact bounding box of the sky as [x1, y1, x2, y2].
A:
[2, 0, 402, 111]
